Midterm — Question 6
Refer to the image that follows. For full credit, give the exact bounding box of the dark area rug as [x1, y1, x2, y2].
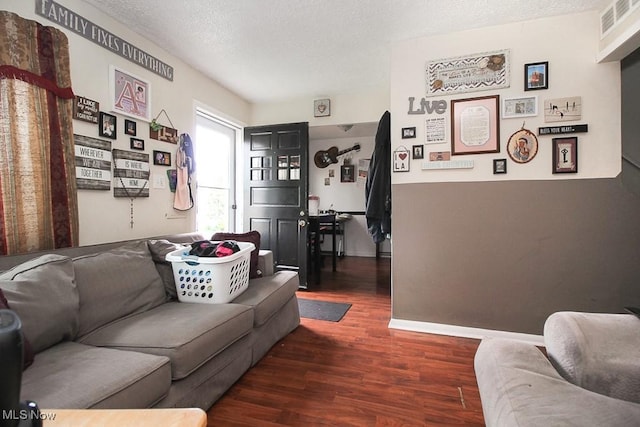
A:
[297, 298, 351, 322]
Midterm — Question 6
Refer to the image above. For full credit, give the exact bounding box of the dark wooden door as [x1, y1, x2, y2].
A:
[243, 122, 310, 288]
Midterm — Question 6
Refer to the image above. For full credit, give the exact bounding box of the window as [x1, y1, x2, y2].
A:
[195, 110, 239, 236]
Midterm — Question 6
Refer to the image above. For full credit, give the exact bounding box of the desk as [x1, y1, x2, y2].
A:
[42, 408, 206, 427]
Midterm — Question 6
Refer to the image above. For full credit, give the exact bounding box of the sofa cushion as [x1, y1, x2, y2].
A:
[78, 301, 254, 380]
[0, 289, 35, 369]
[74, 241, 166, 337]
[20, 341, 170, 409]
[211, 231, 261, 279]
[0, 254, 78, 353]
[232, 270, 299, 327]
[544, 311, 640, 404]
[147, 239, 189, 300]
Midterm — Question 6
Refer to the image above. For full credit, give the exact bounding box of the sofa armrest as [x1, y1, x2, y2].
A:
[544, 311, 640, 404]
[258, 250, 274, 277]
[475, 338, 640, 427]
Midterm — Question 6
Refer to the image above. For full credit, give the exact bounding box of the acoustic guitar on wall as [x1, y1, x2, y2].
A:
[314, 143, 361, 168]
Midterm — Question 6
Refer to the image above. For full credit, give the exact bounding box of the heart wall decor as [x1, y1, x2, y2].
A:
[314, 98, 331, 117]
[393, 146, 410, 172]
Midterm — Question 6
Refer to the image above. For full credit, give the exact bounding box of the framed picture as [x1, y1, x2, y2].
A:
[314, 99, 330, 117]
[544, 96, 582, 123]
[427, 49, 510, 96]
[98, 112, 117, 139]
[429, 151, 450, 161]
[130, 137, 144, 150]
[502, 96, 538, 119]
[110, 65, 151, 121]
[153, 150, 171, 166]
[525, 62, 548, 91]
[450, 95, 500, 155]
[412, 144, 424, 159]
[402, 127, 416, 139]
[124, 119, 137, 136]
[552, 137, 578, 173]
[493, 159, 507, 174]
[340, 165, 355, 182]
[506, 128, 539, 164]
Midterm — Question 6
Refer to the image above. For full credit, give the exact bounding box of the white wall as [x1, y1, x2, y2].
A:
[7, 0, 251, 245]
[391, 11, 621, 185]
[309, 135, 390, 257]
[251, 88, 389, 127]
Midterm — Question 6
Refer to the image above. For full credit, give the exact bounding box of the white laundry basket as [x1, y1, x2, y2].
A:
[165, 241, 254, 303]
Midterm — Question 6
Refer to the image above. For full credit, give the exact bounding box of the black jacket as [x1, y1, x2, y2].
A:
[365, 111, 391, 244]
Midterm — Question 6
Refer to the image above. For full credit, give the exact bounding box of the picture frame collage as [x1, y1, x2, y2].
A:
[80, 65, 177, 173]
[406, 51, 583, 175]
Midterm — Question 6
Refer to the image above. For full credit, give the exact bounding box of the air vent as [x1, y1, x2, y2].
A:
[601, 6, 615, 35]
[601, 0, 640, 38]
[616, 0, 630, 19]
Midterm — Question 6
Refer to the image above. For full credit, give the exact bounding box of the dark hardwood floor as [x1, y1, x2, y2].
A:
[207, 256, 485, 426]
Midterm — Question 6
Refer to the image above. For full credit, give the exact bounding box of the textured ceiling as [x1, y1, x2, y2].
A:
[81, 0, 609, 104]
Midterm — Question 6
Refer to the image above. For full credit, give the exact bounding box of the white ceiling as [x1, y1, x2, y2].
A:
[82, 0, 609, 106]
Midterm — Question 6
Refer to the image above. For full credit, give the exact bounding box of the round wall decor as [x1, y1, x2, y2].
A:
[506, 127, 538, 164]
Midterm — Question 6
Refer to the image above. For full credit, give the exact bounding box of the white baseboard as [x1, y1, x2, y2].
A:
[388, 318, 544, 346]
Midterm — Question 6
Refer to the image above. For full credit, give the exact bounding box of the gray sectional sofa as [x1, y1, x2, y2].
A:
[475, 311, 640, 426]
[0, 232, 300, 410]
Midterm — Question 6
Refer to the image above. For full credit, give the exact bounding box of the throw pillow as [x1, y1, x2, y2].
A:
[211, 231, 261, 279]
[147, 239, 189, 300]
[0, 289, 34, 370]
[0, 254, 79, 354]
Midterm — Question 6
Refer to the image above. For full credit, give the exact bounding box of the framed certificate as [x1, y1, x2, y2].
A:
[450, 95, 500, 155]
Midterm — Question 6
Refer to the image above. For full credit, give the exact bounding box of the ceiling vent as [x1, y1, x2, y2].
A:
[601, 0, 639, 38]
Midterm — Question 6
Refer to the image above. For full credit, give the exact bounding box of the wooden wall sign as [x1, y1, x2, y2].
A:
[112, 149, 150, 198]
[73, 96, 99, 124]
[74, 134, 112, 190]
[150, 125, 178, 144]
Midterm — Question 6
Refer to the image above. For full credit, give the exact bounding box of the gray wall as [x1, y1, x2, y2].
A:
[622, 46, 640, 197]
[392, 178, 640, 335]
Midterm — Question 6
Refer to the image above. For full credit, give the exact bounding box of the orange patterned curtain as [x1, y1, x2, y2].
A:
[0, 11, 78, 255]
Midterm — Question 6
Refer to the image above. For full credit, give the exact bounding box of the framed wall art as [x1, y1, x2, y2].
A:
[412, 144, 424, 159]
[450, 95, 500, 155]
[524, 61, 548, 91]
[429, 151, 450, 161]
[552, 137, 578, 173]
[543, 96, 582, 123]
[493, 158, 507, 174]
[506, 128, 538, 164]
[402, 127, 416, 139]
[426, 49, 510, 96]
[130, 137, 144, 150]
[340, 165, 355, 182]
[314, 99, 330, 117]
[502, 96, 538, 119]
[124, 119, 137, 136]
[110, 65, 151, 121]
[153, 150, 171, 166]
[98, 112, 117, 139]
